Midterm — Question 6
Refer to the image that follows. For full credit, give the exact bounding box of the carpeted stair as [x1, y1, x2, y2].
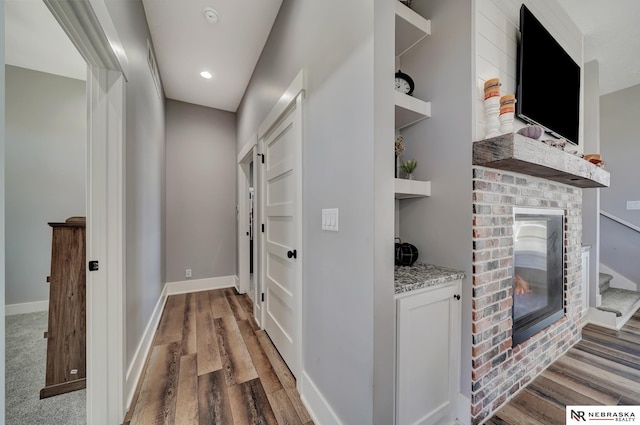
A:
[599, 272, 613, 293]
[597, 273, 640, 317]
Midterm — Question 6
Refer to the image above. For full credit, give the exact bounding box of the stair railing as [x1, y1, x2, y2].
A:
[600, 210, 640, 234]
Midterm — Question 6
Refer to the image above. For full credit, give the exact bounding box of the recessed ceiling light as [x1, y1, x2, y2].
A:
[200, 71, 213, 79]
[203, 7, 219, 24]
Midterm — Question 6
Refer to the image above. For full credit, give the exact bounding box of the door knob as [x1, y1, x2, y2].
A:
[287, 249, 297, 259]
[453, 294, 461, 300]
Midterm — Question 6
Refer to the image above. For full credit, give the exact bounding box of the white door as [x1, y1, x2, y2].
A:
[260, 100, 302, 377]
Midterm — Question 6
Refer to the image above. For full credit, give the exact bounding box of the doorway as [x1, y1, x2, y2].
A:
[238, 143, 261, 325]
[2, 0, 125, 422]
[4, 2, 88, 422]
[32, 1, 127, 423]
[257, 71, 304, 381]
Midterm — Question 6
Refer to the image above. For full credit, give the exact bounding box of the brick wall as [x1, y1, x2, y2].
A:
[471, 167, 583, 424]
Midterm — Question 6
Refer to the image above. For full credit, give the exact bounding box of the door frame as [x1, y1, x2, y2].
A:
[237, 139, 257, 296]
[257, 70, 305, 384]
[44, 1, 127, 422]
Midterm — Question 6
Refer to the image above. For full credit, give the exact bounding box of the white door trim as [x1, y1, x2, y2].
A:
[44, 1, 127, 423]
[257, 70, 305, 139]
[258, 69, 305, 385]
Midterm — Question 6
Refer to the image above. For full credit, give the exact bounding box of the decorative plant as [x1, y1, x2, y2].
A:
[400, 159, 417, 177]
[395, 135, 405, 157]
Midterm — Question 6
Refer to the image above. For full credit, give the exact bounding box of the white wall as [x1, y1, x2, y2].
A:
[104, 0, 166, 370]
[165, 100, 237, 283]
[5, 65, 86, 308]
[237, 0, 395, 423]
[474, 0, 583, 145]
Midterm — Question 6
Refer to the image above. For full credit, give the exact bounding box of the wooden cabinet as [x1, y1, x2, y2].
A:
[41, 217, 86, 398]
[396, 280, 461, 425]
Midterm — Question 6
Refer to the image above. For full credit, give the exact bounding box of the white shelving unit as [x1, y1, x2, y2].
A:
[394, 178, 431, 199]
[395, 1, 431, 57]
[395, 92, 431, 130]
[394, 2, 432, 199]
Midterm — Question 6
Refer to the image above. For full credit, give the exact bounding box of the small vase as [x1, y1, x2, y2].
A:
[484, 96, 501, 138]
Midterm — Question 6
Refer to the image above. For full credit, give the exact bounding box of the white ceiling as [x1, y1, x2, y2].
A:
[4, 0, 86, 81]
[141, 0, 283, 112]
[557, 0, 640, 95]
[4, 0, 639, 106]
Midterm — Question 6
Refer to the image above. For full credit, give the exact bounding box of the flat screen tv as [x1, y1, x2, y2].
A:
[516, 5, 580, 145]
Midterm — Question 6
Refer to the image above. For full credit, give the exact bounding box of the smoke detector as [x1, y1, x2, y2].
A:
[203, 7, 219, 24]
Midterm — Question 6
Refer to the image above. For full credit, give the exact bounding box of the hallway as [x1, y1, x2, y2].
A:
[124, 288, 312, 425]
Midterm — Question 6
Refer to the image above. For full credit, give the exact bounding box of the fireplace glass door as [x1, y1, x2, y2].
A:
[512, 208, 564, 345]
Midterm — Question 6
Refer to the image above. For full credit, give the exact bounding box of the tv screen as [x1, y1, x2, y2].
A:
[516, 5, 580, 145]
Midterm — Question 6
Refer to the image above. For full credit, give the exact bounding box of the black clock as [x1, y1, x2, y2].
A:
[395, 70, 415, 96]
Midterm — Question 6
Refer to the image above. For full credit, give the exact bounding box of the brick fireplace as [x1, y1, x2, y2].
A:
[469, 133, 609, 424]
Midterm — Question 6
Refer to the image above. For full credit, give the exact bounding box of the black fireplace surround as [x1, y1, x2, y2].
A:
[512, 208, 564, 345]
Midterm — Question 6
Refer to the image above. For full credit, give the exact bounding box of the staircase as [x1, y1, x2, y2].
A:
[590, 272, 640, 329]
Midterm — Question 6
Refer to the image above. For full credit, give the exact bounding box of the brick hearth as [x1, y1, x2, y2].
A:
[470, 167, 583, 424]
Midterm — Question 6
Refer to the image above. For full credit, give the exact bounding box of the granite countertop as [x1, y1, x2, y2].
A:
[395, 262, 466, 295]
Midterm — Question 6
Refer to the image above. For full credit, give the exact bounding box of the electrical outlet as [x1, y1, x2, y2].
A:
[185, 268, 192, 278]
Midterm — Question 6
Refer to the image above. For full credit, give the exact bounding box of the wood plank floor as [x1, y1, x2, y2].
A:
[486, 309, 640, 425]
[123, 288, 313, 425]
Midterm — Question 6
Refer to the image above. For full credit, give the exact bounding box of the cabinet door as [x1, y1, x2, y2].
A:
[396, 282, 461, 425]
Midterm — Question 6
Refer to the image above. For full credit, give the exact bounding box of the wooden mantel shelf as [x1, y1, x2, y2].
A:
[473, 133, 610, 188]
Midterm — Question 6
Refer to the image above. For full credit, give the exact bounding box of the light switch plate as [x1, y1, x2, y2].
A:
[627, 201, 640, 210]
[322, 208, 339, 231]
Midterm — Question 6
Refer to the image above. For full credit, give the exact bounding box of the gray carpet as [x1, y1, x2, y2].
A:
[5, 311, 86, 425]
[598, 287, 640, 317]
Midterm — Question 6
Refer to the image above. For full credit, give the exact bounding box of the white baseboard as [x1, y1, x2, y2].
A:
[5, 300, 49, 316]
[456, 393, 471, 425]
[165, 275, 237, 295]
[300, 371, 343, 425]
[124, 285, 168, 410]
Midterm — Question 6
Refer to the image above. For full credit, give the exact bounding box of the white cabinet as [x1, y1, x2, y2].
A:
[396, 280, 461, 425]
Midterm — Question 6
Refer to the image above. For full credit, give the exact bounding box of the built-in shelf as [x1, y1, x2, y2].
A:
[395, 91, 431, 130]
[395, 2, 431, 57]
[395, 178, 431, 199]
[473, 133, 610, 188]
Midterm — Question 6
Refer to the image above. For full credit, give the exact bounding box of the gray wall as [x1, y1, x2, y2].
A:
[165, 100, 237, 282]
[104, 0, 166, 370]
[237, 0, 395, 423]
[601, 84, 640, 225]
[582, 60, 601, 304]
[5, 65, 86, 306]
[398, 0, 474, 401]
[1, 4, 7, 419]
[600, 84, 640, 284]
